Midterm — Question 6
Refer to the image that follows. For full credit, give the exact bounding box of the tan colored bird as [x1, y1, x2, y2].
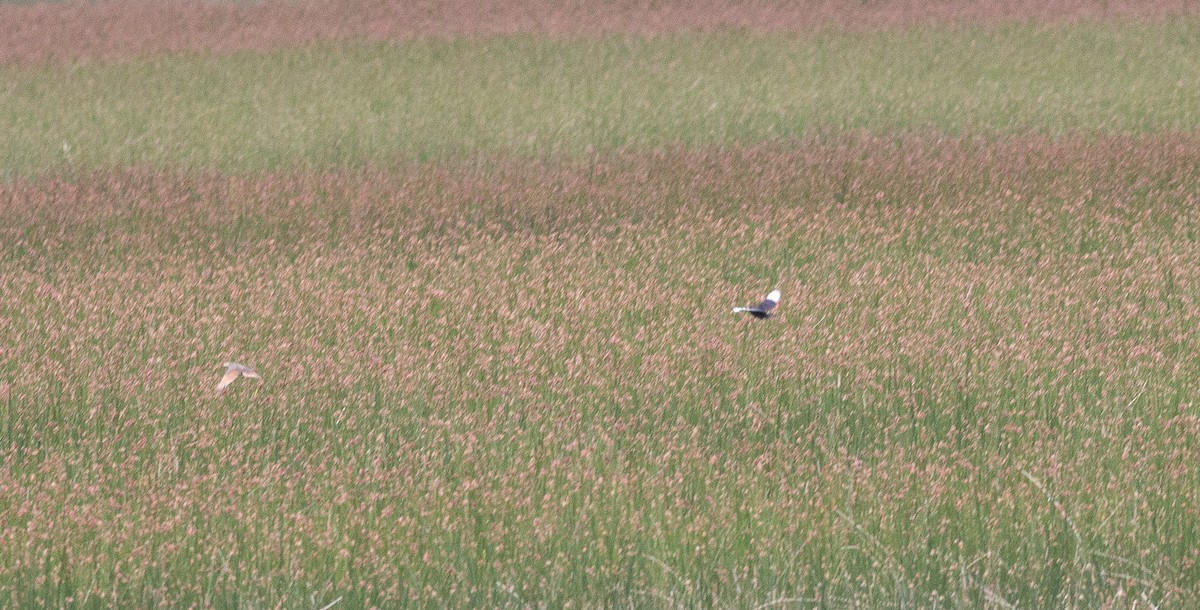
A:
[216, 362, 261, 393]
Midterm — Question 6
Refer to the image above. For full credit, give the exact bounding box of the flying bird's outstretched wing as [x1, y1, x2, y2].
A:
[216, 368, 242, 392]
[216, 362, 261, 392]
[754, 289, 780, 314]
[733, 289, 781, 319]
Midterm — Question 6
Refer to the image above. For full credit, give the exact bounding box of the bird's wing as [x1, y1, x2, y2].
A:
[760, 290, 781, 310]
[216, 369, 241, 391]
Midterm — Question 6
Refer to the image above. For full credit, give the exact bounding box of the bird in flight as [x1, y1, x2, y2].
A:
[216, 362, 261, 393]
[732, 289, 780, 319]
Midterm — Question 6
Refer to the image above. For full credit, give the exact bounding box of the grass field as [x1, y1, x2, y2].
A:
[3, 21, 1200, 176]
[3, 10, 1200, 610]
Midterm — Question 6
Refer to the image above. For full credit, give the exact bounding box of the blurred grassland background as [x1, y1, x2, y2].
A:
[2, 21, 1200, 176]
[3, 12, 1200, 609]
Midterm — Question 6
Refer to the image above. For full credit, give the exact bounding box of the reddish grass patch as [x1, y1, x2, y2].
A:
[0, 0, 1195, 65]
[4, 134, 1200, 605]
[4, 132, 1200, 387]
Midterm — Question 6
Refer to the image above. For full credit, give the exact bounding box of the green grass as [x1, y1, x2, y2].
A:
[3, 19, 1200, 176]
[5, 15, 1200, 608]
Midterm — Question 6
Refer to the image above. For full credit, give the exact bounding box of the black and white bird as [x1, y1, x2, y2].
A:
[216, 362, 261, 393]
[732, 289, 780, 319]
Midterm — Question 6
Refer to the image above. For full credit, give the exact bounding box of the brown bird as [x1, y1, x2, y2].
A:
[732, 289, 780, 319]
[216, 362, 261, 393]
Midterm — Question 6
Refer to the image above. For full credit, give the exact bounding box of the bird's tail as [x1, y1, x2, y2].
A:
[732, 306, 749, 314]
